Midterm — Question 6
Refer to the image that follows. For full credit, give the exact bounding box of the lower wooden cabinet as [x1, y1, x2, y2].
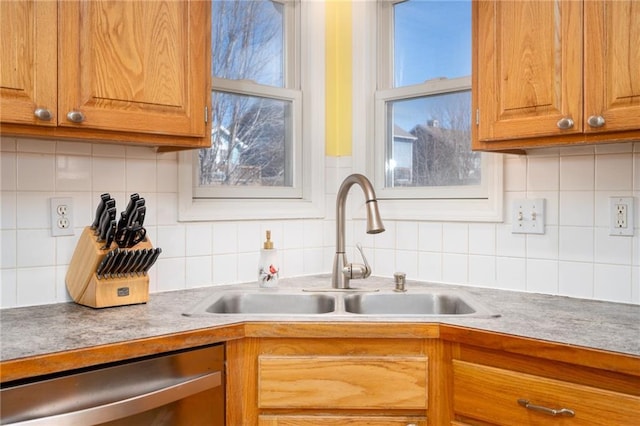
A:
[225, 329, 639, 426]
[226, 337, 432, 426]
[451, 346, 640, 426]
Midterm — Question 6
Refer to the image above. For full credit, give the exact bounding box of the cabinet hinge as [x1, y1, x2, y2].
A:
[476, 108, 479, 126]
[205, 106, 209, 124]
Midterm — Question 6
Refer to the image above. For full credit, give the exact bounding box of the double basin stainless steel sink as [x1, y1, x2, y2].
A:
[183, 287, 499, 318]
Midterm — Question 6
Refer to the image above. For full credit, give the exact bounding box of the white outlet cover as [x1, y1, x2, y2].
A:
[50, 197, 74, 237]
[609, 196, 634, 236]
[512, 198, 545, 235]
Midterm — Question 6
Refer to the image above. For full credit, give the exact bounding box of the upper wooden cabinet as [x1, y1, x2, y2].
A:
[472, 0, 640, 151]
[0, 1, 57, 127]
[0, 0, 211, 149]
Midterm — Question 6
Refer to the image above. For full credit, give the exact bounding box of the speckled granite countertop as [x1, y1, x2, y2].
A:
[1, 275, 639, 363]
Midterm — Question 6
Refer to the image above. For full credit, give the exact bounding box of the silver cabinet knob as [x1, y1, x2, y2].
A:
[66, 111, 85, 123]
[34, 108, 53, 121]
[587, 115, 605, 128]
[556, 117, 574, 130]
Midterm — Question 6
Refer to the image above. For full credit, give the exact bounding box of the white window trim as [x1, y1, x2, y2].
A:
[178, 0, 325, 222]
[351, 0, 503, 223]
[196, 80, 303, 199]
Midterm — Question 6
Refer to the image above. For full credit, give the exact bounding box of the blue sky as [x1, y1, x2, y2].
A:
[394, 0, 471, 86]
[392, 0, 472, 131]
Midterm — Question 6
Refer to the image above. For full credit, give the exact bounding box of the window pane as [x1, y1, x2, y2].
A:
[393, 0, 471, 87]
[212, 0, 284, 87]
[385, 90, 481, 188]
[199, 91, 292, 188]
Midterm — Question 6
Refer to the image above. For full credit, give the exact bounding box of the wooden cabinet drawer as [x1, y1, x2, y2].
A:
[259, 415, 427, 425]
[453, 360, 640, 425]
[258, 355, 428, 410]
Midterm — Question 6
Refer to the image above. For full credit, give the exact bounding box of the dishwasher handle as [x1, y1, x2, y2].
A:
[6, 371, 221, 426]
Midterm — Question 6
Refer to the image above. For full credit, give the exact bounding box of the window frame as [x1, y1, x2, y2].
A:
[352, 0, 503, 222]
[178, 0, 324, 221]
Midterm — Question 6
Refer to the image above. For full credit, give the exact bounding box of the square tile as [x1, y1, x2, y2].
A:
[527, 155, 559, 191]
[595, 153, 633, 191]
[496, 257, 526, 291]
[594, 264, 632, 303]
[469, 223, 496, 255]
[559, 191, 594, 227]
[559, 261, 594, 299]
[560, 155, 594, 190]
[186, 256, 212, 288]
[559, 226, 594, 262]
[526, 259, 558, 294]
[17, 267, 56, 306]
[186, 224, 212, 256]
[442, 223, 468, 254]
[17, 153, 55, 191]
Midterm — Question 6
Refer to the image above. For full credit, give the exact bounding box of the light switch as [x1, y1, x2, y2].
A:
[512, 199, 545, 234]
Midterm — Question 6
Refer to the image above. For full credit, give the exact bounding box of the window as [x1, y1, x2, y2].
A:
[352, 0, 502, 221]
[179, 0, 324, 221]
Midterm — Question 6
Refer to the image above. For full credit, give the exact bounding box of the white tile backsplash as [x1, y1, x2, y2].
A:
[1, 137, 639, 308]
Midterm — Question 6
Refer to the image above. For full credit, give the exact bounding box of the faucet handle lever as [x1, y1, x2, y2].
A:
[348, 243, 371, 279]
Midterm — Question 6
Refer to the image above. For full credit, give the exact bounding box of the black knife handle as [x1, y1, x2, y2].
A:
[95, 251, 112, 279]
[95, 199, 115, 237]
[124, 193, 140, 223]
[98, 206, 117, 241]
[91, 193, 111, 229]
[101, 220, 117, 250]
[142, 248, 162, 275]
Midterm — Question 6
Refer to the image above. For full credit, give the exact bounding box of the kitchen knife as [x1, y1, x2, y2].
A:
[95, 250, 114, 279]
[141, 248, 162, 275]
[95, 199, 116, 236]
[120, 250, 140, 277]
[97, 249, 119, 279]
[98, 206, 116, 242]
[123, 193, 140, 225]
[116, 211, 129, 235]
[112, 250, 133, 278]
[133, 249, 153, 276]
[130, 205, 146, 228]
[90, 193, 111, 230]
[107, 249, 127, 279]
[101, 220, 117, 250]
[129, 248, 149, 276]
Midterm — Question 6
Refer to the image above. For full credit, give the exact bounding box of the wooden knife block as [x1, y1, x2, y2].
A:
[66, 227, 153, 308]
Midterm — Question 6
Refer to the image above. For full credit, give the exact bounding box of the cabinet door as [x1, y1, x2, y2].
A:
[0, 1, 57, 126]
[58, 0, 209, 137]
[584, 0, 640, 134]
[474, 0, 583, 142]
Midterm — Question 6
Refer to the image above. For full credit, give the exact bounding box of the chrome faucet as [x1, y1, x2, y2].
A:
[332, 174, 385, 289]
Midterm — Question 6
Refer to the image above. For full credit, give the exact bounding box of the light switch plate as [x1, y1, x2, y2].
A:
[512, 199, 545, 234]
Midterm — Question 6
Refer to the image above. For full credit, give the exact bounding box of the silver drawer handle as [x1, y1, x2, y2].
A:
[34, 108, 53, 121]
[587, 115, 605, 128]
[556, 117, 574, 130]
[66, 110, 85, 123]
[518, 398, 575, 417]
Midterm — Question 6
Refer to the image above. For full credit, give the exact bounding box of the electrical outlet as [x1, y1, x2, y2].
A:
[51, 197, 74, 237]
[610, 197, 634, 236]
[512, 198, 545, 234]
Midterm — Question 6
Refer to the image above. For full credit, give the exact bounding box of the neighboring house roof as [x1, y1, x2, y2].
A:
[393, 124, 418, 142]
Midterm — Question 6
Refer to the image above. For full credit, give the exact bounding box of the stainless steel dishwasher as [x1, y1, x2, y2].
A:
[0, 344, 224, 425]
